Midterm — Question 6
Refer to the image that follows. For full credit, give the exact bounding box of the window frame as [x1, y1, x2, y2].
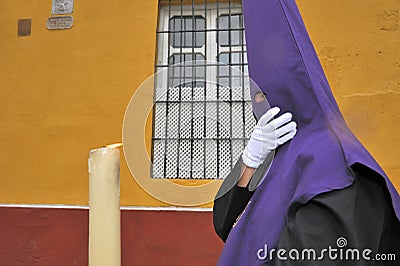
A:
[156, 3, 245, 87]
[152, 2, 254, 180]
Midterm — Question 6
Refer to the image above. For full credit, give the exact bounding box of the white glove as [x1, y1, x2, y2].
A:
[242, 107, 297, 168]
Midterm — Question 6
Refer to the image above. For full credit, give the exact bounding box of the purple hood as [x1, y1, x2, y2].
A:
[217, 0, 400, 265]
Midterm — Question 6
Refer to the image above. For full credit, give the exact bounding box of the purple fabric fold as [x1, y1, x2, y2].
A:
[217, 0, 400, 265]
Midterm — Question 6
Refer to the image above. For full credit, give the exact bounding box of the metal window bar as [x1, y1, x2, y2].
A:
[228, 0, 233, 172]
[190, 0, 195, 178]
[203, 0, 207, 179]
[153, 0, 254, 179]
[240, 13, 246, 153]
[177, 0, 183, 178]
[163, 0, 172, 179]
[216, 0, 220, 179]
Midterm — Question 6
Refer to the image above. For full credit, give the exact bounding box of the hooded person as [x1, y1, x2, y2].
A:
[213, 0, 400, 265]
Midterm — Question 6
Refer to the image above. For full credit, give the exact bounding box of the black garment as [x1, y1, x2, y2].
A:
[213, 156, 268, 242]
[213, 185, 254, 242]
[213, 163, 400, 265]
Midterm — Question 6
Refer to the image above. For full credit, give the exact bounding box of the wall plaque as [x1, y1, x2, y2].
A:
[46, 16, 73, 30]
[52, 0, 74, 15]
[18, 19, 32, 37]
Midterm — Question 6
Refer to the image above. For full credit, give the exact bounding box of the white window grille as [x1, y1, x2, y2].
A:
[152, 0, 255, 179]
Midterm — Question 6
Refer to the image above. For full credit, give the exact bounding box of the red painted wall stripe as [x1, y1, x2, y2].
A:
[0, 207, 223, 266]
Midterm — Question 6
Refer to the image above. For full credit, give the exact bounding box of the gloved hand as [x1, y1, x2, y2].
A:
[242, 107, 297, 168]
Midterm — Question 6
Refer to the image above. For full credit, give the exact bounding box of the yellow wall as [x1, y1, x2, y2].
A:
[298, 0, 400, 190]
[0, 0, 398, 206]
[0, 0, 164, 206]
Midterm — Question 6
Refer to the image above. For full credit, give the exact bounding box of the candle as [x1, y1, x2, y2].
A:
[88, 146, 121, 266]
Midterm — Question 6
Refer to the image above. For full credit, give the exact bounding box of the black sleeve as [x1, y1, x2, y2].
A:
[213, 185, 254, 242]
[213, 156, 272, 242]
[274, 165, 400, 266]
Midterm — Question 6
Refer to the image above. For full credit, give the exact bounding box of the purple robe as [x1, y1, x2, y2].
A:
[217, 0, 400, 265]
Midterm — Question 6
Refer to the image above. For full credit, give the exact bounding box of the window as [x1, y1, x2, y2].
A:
[152, 0, 255, 179]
